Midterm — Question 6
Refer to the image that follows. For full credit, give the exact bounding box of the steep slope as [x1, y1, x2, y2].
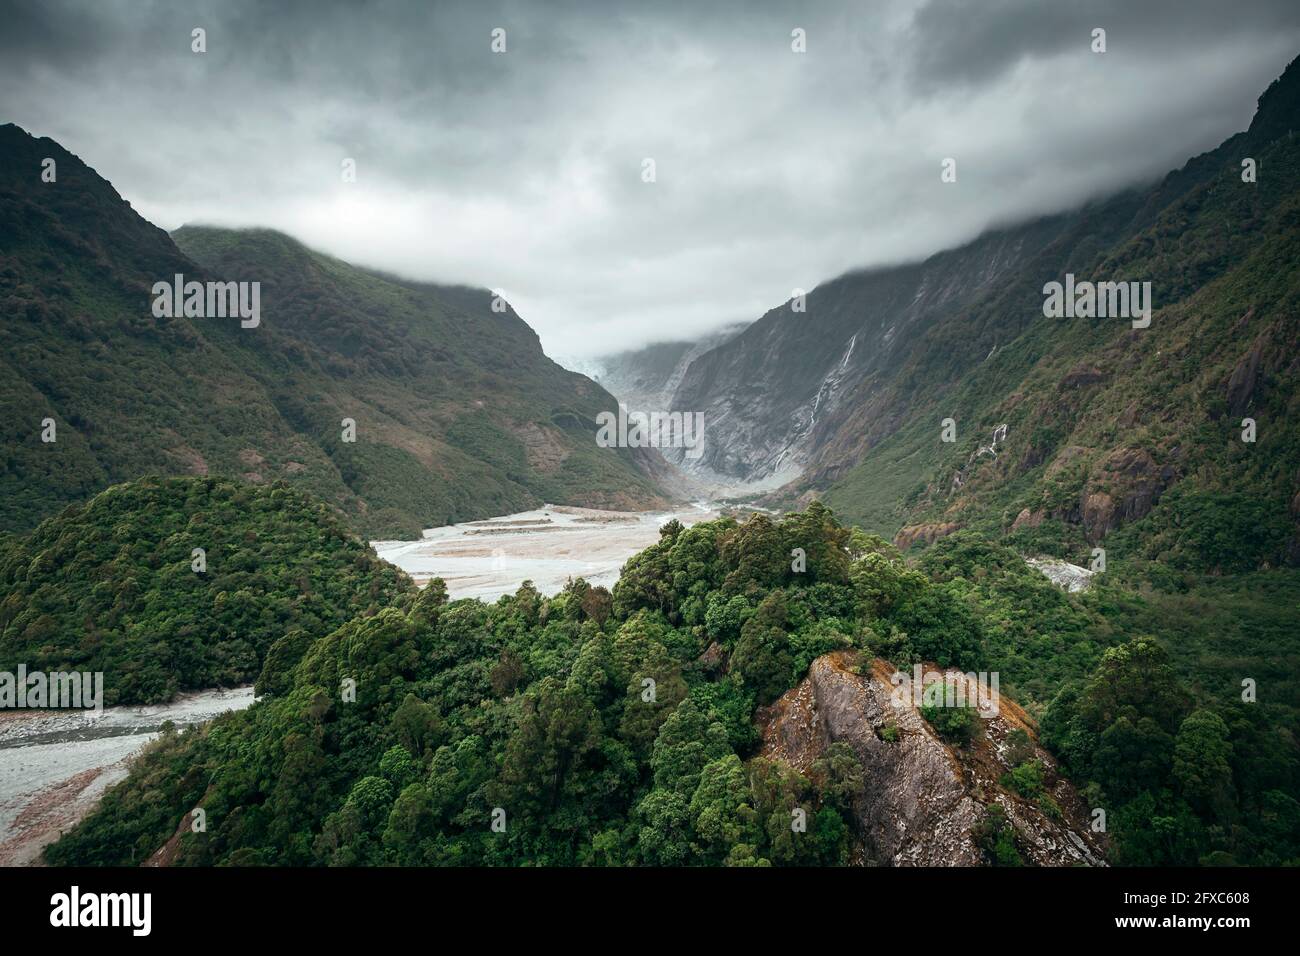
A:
[668, 56, 1300, 571]
[0, 124, 669, 538]
[0, 476, 413, 705]
[760, 652, 1105, 866]
[820, 56, 1300, 565]
[573, 322, 746, 413]
[670, 215, 1087, 488]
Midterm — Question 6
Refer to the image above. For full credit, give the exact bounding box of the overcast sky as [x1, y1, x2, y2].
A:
[3, 0, 1299, 358]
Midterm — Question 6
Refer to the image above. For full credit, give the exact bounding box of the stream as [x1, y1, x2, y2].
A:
[0, 686, 255, 865]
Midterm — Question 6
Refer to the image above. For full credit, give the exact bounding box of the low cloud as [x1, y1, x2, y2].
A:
[2, 0, 1297, 357]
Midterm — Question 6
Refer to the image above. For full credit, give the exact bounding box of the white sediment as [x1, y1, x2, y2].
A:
[1024, 556, 1096, 593]
[372, 503, 718, 601]
[0, 686, 255, 865]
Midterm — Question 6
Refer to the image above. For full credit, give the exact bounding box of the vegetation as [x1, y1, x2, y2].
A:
[817, 59, 1300, 581]
[0, 476, 412, 704]
[919, 681, 977, 746]
[973, 803, 1024, 866]
[1041, 640, 1300, 865]
[14, 60, 1300, 872]
[48, 504, 980, 867]
[914, 531, 1300, 864]
[763, 74, 1300, 865]
[32, 489, 1300, 868]
[0, 123, 666, 539]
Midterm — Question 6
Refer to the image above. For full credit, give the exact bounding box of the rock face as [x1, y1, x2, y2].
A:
[1078, 447, 1175, 543]
[1025, 556, 1096, 593]
[1010, 508, 1045, 531]
[759, 652, 1107, 867]
[1225, 333, 1265, 417]
[665, 220, 1072, 490]
[893, 522, 961, 551]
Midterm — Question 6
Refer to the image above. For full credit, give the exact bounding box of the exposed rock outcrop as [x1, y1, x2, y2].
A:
[1025, 556, 1096, 593]
[893, 522, 961, 551]
[510, 421, 569, 475]
[1010, 508, 1045, 531]
[759, 652, 1106, 867]
[1078, 446, 1175, 542]
[1225, 332, 1266, 417]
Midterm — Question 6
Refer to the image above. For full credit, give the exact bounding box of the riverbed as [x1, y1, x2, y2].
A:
[0, 686, 255, 865]
[372, 503, 718, 599]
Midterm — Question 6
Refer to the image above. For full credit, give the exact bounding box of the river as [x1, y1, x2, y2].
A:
[0, 686, 255, 865]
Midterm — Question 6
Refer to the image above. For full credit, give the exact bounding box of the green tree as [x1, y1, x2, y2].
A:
[1173, 710, 1234, 822]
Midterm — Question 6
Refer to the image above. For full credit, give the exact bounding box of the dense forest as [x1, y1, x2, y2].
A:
[0, 476, 412, 705]
[44, 502, 1300, 866]
[919, 534, 1300, 865]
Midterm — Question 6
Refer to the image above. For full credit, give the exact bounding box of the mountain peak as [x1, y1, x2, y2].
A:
[1248, 53, 1300, 144]
[0, 122, 185, 282]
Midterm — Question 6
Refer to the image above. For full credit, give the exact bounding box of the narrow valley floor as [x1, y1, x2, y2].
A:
[371, 503, 719, 599]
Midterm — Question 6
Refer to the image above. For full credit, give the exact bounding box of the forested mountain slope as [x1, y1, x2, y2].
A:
[0, 123, 668, 539]
[42, 506, 1100, 866]
[663, 56, 1300, 571]
[819, 57, 1300, 566]
[45, 504, 1299, 866]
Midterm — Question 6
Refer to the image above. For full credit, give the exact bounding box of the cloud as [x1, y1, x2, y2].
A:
[906, 0, 1300, 90]
[1, 0, 1297, 357]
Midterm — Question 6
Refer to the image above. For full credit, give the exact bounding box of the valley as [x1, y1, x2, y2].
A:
[372, 503, 719, 600]
[1, 31, 1297, 874]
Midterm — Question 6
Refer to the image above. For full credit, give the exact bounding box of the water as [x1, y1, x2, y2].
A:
[0, 686, 255, 865]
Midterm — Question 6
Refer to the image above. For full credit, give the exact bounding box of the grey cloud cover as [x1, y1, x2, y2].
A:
[1, 0, 1298, 357]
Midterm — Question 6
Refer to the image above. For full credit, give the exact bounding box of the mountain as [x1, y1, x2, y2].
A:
[666, 56, 1300, 569]
[0, 124, 669, 539]
[569, 323, 746, 415]
[671, 217, 1078, 490]
[553, 56, 1300, 868]
[24, 60, 1300, 869]
[0, 476, 413, 705]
